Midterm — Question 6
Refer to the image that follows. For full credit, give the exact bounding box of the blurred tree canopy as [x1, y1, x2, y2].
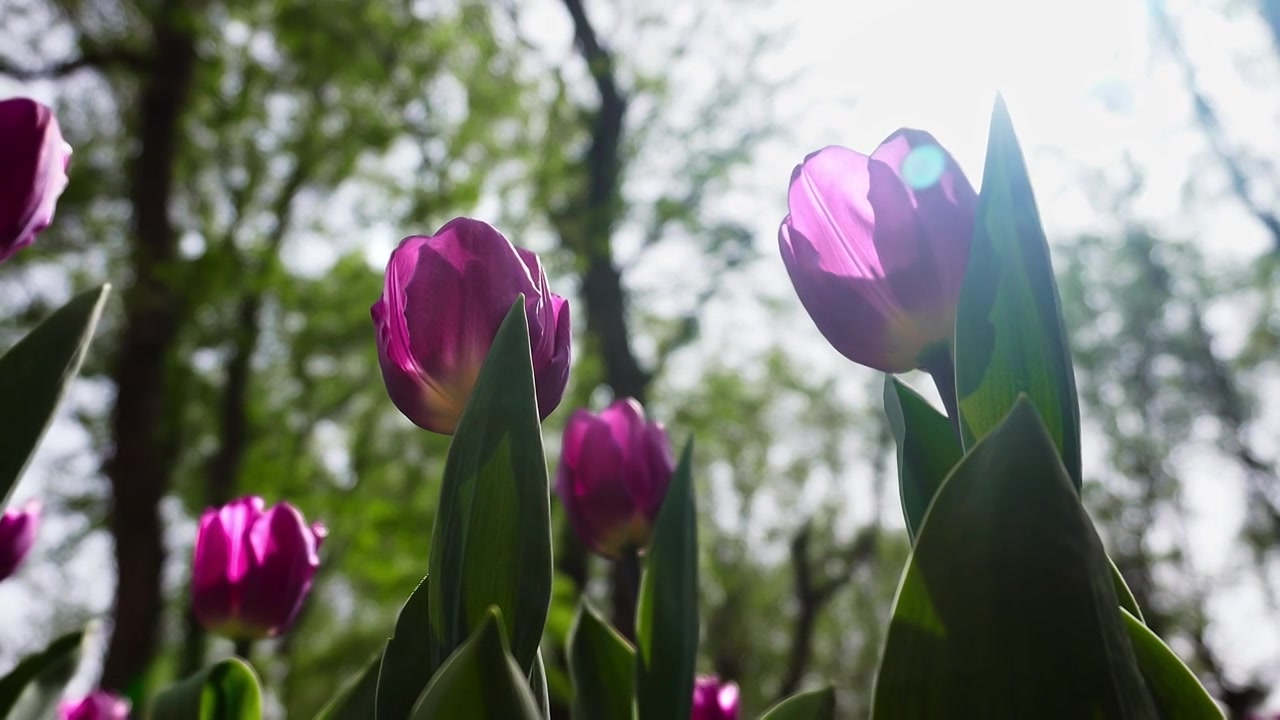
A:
[1, 0, 1279, 717]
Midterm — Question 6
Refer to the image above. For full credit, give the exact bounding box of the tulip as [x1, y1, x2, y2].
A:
[692, 675, 740, 720]
[0, 500, 39, 582]
[58, 690, 130, 720]
[779, 129, 977, 374]
[372, 217, 572, 434]
[0, 97, 72, 262]
[191, 496, 326, 640]
[556, 398, 675, 559]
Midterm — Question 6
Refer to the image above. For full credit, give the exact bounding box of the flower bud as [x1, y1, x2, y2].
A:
[0, 97, 72, 262]
[372, 217, 571, 434]
[0, 500, 39, 582]
[58, 690, 130, 720]
[692, 675, 740, 720]
[556, 398, 674, 559]
[779, 129, 977, 372]
[191, 496, 326, 640]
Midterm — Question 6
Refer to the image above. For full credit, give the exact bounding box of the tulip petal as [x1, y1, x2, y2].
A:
[0, 98, 71, 262]
[238, 502, 319, 637]
[0, 500, 39, 581]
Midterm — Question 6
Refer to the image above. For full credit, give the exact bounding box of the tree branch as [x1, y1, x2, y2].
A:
[0, 47, 148, 80]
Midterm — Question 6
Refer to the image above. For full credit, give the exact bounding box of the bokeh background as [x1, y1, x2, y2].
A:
[2, 0, 1279, 716]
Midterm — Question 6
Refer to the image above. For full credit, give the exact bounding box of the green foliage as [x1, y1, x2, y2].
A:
[568, 602, 635, 720]
[427, 300, 552, 677]
[0, 630, 84, 719]
[635, 441, 699, 720]
[1123, 611, 1223, 718]
[0, 285, 108, 504]
[758, 687, 836, 720]
[408, 608, 542, 720]
[883, 377, 962, 542]
[150, 658, 263, 720]
[872, 399, 1155, 718]
[954, 96, 1082, 491]
[376, 577, 433, 720]
[313, 653, 381, 720]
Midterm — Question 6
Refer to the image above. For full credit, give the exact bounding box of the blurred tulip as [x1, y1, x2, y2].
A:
[372, 217, 571, 434]
[556, 398, 674, 559]
[58, 690, 130, 720]
[0, 500, 39, 582]
[0, 97, 72, 262]
[191, 496, 326, 640]
[691, 675, 740, 720]
[779, 129, 977, 373]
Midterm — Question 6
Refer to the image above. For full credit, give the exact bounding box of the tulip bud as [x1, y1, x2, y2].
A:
[692, 675, 740, 720]
[0, 97, 72, 262]
[0, 500, 39, 582]
[191, 496, 326, 640]
[58, 690, 130, 720]
[556, 398, 675, 559]
[372, 217, 572, 434]
[779, 129, 977, 373]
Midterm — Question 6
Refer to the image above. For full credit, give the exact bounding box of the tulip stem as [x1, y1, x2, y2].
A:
[920, 346, 962, 443]
[234, 638, 253, 662]
[610, 547, 642, 641]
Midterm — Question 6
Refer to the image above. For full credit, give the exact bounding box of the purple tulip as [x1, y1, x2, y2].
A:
[372, 217, 572, 435]
[692, 675, 740, 720]
[58, 690, 130, 720]
[779, 129, 977, 373]
[0, 97, 72, 262]
[0, 500, 39, 582]
[191, 496, 326, 640]
[556, 398, 675, 559]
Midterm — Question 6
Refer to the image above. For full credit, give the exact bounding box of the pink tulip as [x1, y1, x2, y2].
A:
[58, 690, 130, 720]
[556, 398, 675, 559]
[372, 217, 571, 434]
[692, 675, 739, 720]
[0, 97, 72, 262]
[0, 500, 39, 582]
[779, 129, 977, 373]
[191, 496, 326, 640]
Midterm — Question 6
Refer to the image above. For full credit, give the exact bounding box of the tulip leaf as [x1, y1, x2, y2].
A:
[410, 607, 543, 720]
[1123, 609, 1223, 718]
[883, 376, 962, 542]
[530, 649, 550, 719]
[150, 657, 263, 720]
[953, 96, 1083, 491]
[376, 576, 433, 720]
[427, 298, 552, 677]
[568, 601, 635, 720]
[758, 686, 836, 720]
[0, 629, 85, 718]
[634, 440, 698, 720]
[872, 398, 1156, 719]
[315, 652, 381, 720]
[0, 284, 109, 506]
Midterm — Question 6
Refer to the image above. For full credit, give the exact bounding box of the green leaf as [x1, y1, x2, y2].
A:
[410, 608, 543, 720]
[883, 376, 962, 541]
[315, 653, 381, 720]
[635, 440, 698, 720]
[1111, 560, 1145, 624]
[568, 601, 635, 720]
[1123, 610, 1223, 719]
[872, 398, 1156, 719]
[530, 649, 550, 719]
[758, 686, 836, 720]
[0, 285, 110, 505]
[953, 97, 1083, 491]
[376, 576, 432, 720]
[150, 657, 263, 720]
[0, 630, 85, 717]
[427, 298, 552, 677]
